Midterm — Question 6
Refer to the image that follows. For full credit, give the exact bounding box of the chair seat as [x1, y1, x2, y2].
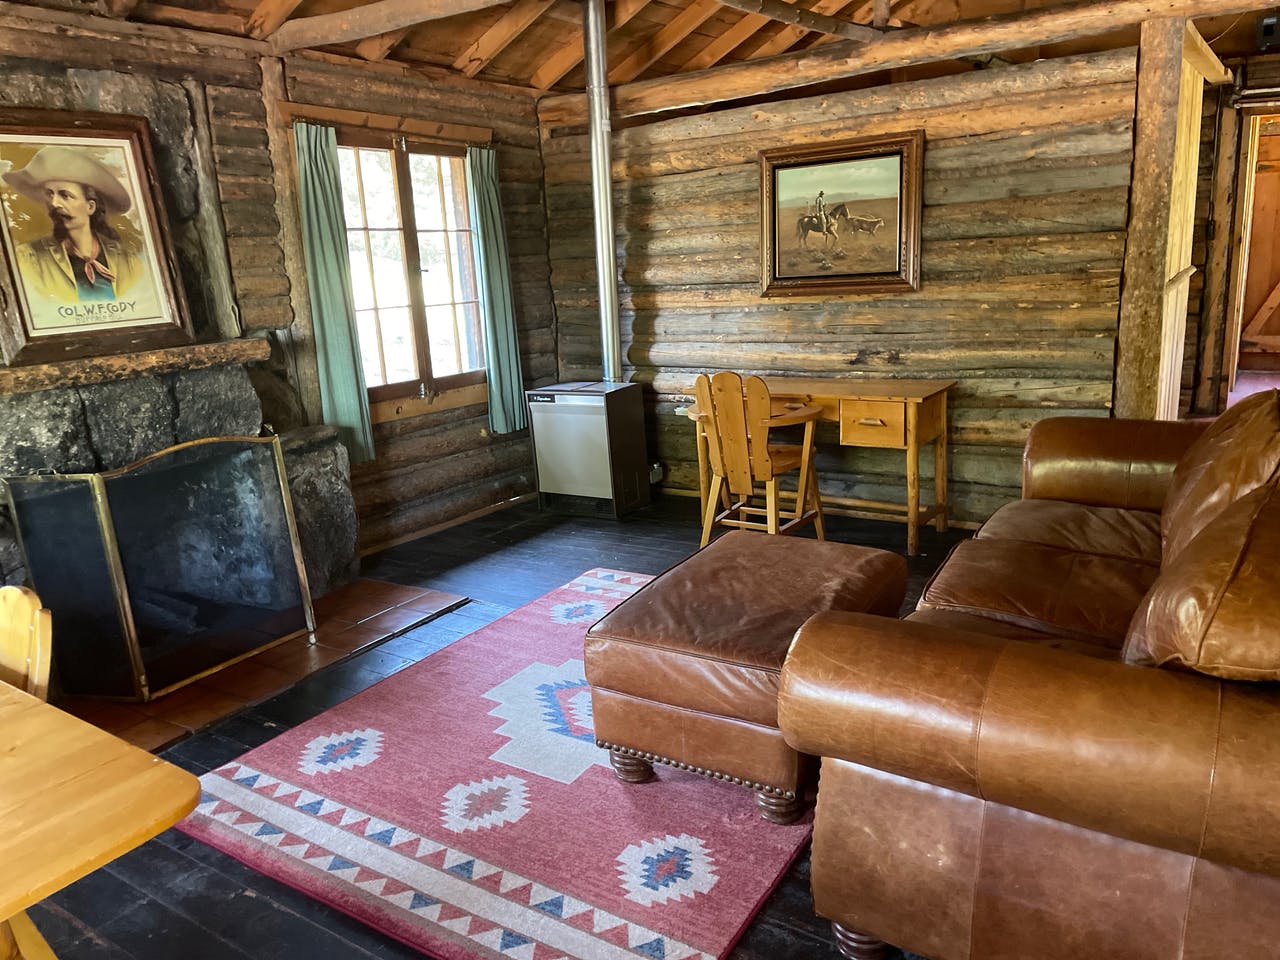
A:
[765, 443, 804, 475]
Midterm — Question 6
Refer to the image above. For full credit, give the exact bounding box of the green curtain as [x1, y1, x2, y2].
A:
[293, 122, 375, 463]
[466, 145, 527, 434]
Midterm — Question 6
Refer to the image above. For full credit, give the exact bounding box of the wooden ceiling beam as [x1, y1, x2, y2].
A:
[873, 0, 890, 26]
[354, 26, 411, 60]
[681, 0, 854, 71]
[608, 0, 720, 84]
[102, 0, 141, 18]
[528, 0, 649, 89]
[453, 0, 555, 77]
[749, 0, 862, 58]
[540, 0, 1269, 127]
[716, 0, 882, 42]
[245, 0, 303, 39]
[270, 0, 511, 54]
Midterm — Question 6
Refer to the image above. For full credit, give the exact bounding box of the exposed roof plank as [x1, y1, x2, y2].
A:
[133, 2, 246, 33]
[246, 0, 303, 39]
[355, 25, 411, 59]
[717, 0, 882, 42]
[453, 0, 556, 77]
[271, 0, 511, 54]
[678, 10, 772, 70]
[608, 0, 721, 84]
[528, 0, 650, 89]
[540, 0, 1273, 126]
[746, 0, 859, 58]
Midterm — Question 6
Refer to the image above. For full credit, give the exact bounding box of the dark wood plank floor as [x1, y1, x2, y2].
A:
[28, 496, 968, 960]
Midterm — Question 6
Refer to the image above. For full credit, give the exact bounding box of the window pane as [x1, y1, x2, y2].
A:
[346, 232, 375, 312]
[337, 147, 364, 228]
[458, 300, 485, 372]
[425, 304, 461, 377]
[450, 231, 479, 305]
[441, 157, 469, 231]
[408, 154, 444, 230]
[417, 233, 451, 306]
[379, 307, 418, 384]
[368, 229, 409, 307]
[358, 149, 399, 230]
[354, 309, 384, 387]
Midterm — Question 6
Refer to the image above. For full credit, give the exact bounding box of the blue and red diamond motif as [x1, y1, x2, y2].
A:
[298, 728, 384, 776]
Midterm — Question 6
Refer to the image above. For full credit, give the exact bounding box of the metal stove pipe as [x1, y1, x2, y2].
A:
[582, 0, 622, 382]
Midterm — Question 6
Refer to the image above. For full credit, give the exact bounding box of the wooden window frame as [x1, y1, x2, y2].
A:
[335, 127, 486, 405]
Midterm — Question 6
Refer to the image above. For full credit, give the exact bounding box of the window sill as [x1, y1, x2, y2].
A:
[369, 381, 488, 425]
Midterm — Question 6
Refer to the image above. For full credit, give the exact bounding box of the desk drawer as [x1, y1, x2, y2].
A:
[840, 399, 906, 447]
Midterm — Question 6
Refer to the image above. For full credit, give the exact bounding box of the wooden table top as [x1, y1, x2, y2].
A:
[760, 377, 956, 402]
[0, 685, 200, 920]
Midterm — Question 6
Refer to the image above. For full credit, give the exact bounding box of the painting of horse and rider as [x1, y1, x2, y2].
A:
[760, 131, 923, 296]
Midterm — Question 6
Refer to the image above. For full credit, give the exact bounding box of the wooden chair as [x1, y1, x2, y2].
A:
[0, 585, 51, 701]
[1, 585, 54, 960]
[694, 371, 826, 547]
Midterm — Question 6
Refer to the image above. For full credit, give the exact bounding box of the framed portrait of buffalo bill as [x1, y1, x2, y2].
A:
[759, 130, 924, 297]
[0, 109, 191, 365]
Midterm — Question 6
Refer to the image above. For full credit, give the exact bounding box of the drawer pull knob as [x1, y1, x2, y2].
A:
[857, 417, 887, 427]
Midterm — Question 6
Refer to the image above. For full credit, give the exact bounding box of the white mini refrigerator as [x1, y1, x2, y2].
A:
[526, 381, 650, 517]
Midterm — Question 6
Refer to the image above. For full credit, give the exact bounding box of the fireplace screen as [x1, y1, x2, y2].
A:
[3, 436, 314, 700]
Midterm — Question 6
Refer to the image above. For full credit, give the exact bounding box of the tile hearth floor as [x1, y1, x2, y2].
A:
[59, 580, 467, 750]
[31, 497, 962, 960]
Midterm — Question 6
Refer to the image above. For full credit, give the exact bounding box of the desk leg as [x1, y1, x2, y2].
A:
[906, 404, 920, 556]
[934, 421, 949, 534]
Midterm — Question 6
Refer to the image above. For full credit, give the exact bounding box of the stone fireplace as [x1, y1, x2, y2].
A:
[0, 342, 360, 653]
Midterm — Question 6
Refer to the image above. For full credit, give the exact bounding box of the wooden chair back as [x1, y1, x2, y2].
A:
[0, 585, 52, 701]
[694, 372, 776, 498]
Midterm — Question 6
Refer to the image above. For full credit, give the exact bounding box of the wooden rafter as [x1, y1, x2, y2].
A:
[133, 3, 248, 33]
[608, 0, 720, 84]
[680, 0, 854, 71]
[1244, 279, 1280, 336]
[809, 0, 915, 50]
[271, 0, 510, 54]
[539, 0, 1276, 126]
[245, 0, 303, 39]
[716, 0, 881, 42]
[747, 0, 860, 59]
[873, 0, 890, 26]
[355, 26, 411, 60]
[528, 0, 649, 89]
[453, 0, 555, 77]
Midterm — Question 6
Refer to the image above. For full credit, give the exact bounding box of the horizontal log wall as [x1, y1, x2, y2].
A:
[541, 48, 1137, 524]
[285, 59, 552, 551]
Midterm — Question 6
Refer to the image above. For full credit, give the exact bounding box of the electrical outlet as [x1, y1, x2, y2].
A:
[649, 462, 663, 484]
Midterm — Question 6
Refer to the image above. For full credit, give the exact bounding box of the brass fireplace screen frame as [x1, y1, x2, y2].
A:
[3, 435, 315, 701]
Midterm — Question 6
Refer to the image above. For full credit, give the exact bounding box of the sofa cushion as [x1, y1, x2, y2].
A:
[1162, 389, 1280, 564]
[1125, 483, 1280, 680]
[976, 499, 1162, 565]
[916, 538, 1158, 647]
[906, 608, 1121, 659]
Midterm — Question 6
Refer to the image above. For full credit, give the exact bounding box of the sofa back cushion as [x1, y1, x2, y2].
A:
[1126, 483, 1280, 679]
[1161, 389, 1280, 564]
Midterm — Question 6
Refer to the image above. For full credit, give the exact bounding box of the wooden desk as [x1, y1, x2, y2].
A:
[689, 378, 955, 555]
[0, 685, 200, 958]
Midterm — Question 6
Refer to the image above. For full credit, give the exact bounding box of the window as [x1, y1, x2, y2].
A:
[336, 132, 485, 401]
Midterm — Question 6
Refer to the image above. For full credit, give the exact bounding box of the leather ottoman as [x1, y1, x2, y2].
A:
[584, 530, 906, 823]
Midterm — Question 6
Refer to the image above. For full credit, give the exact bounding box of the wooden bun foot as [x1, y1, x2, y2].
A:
[609, 750, 654, 783]
[754, 790, 804, 824]
[832, 922, 891, 959]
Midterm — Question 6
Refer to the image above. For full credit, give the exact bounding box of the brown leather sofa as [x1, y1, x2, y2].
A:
[777, 389, 1280, 960]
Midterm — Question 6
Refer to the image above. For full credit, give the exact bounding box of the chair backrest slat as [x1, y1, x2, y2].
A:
[744, 375, 775, 481]
[0, 585, 52, 701]
[696, 371, 778, 498]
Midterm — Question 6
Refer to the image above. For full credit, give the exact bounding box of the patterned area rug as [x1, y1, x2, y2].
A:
[178, 570, 812, 960]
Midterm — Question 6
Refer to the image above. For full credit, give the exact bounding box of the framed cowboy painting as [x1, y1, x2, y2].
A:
[759, 130, 924, 296]
[0, 108, 191, 365]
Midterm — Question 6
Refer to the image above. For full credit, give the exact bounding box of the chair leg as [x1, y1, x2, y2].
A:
[765, 479, 781, 534]
[3, 912, 57, 960]
[810, 462, 826, 541]
[701, 474, 724, 547]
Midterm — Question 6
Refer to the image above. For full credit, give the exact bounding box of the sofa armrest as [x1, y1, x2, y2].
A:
[778, 611, 1280, 876]
[1022, 416, 1208, 510]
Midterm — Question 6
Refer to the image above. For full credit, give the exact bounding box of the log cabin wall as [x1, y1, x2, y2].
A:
[541, 48, 1137, 523]
[0, 9, 554, 555]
